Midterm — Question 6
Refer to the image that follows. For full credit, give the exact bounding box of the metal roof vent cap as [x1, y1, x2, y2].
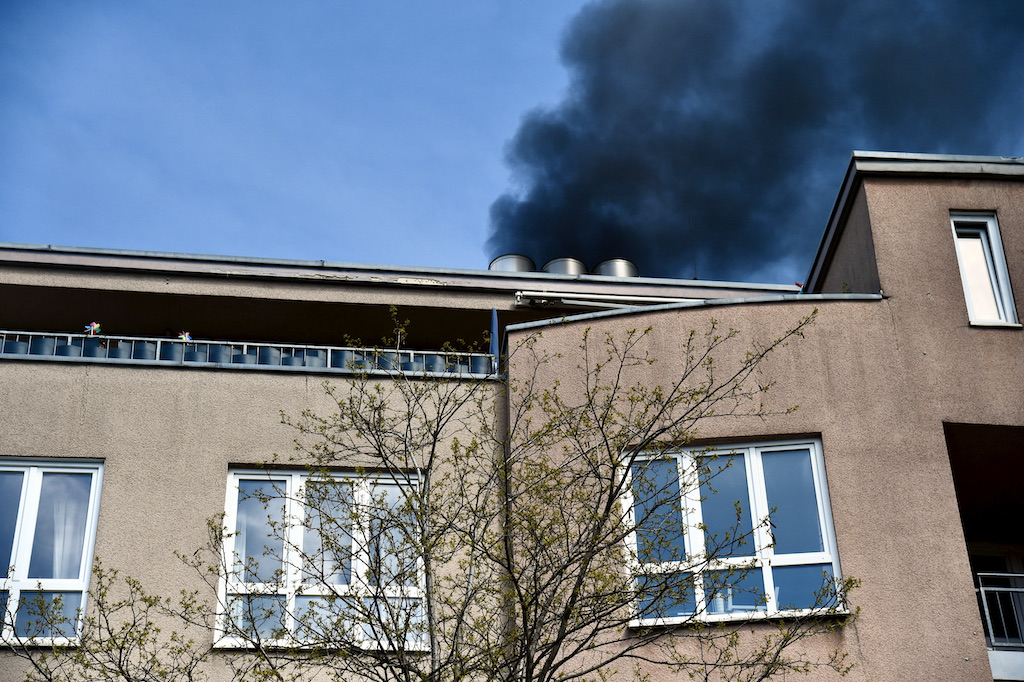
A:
[489, 254, 536, 272]
[592, 259, 638, 277]
[542, 257, 587, 275]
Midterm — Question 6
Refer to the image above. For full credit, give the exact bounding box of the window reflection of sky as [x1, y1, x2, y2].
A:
[632, 460, 686, 563]
[699, 455, 753, 558]
[762, 450, 823, 554]
[28, 473, 91, 580]
[235, 480, 285, 583]
[0, 472, 25, 578]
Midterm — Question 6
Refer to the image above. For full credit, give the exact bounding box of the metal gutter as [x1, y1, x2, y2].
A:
[506, 293, 883, 333]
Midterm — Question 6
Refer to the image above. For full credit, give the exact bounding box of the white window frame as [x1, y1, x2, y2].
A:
[626, 439, 842, 626]
[951, 213, 1018, 325]
[0, 460, 104, 645]
[218, 469, 424, 649]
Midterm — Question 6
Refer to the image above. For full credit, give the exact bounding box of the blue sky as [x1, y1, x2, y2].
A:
[0, 2, 583, 272]
[4, 2, 1023, 285]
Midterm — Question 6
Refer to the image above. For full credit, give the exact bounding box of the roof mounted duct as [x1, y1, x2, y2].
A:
[592, 259, 638, 277]
[542, 257, 587, 275]
[489, 254, 535, 272]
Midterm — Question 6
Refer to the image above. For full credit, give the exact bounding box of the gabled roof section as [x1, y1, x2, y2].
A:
[804, 151, 1024, 293]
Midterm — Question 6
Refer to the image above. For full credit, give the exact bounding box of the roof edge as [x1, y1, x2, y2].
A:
[505, 293, 883, 333]
[0, 241, 797, 293]
[804, 151, 1024, 292]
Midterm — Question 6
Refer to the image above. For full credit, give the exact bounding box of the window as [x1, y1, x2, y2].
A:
[628, 440, 841, 624]
[220, 470, 423, 648]
[0, 461, 104, 642]
[952, 213, 1018, 324]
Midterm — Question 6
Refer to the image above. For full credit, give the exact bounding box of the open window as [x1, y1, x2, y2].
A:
[0, 461, 104, 643]
[952, 213, 1017, 325]
[628, 440, 842, 624]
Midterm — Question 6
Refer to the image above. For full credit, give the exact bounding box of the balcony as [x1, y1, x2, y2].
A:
[0, 330, 495, 378]
[976, 573, 1024, 680]
[978, 573, 1024, 649]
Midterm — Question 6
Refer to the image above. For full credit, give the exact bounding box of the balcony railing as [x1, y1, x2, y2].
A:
[0, 330, 495, 377]
[977, 572, 1024, 649]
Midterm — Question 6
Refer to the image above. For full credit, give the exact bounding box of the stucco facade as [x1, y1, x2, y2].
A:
[1, 152, 1022, 680]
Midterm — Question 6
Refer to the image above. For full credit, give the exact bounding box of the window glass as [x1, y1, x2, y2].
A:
[762, 449, 823, 554]
[704, 568, 765, 614]
[368, 484, 417, 587]
[957, 232, 1001, 321]
[952, 215, 1017, 324]
[228, 593, 287, 640]
[699, 455, 753, 557]
[234, 479, 285, 583]
[362, 596, 423, 645]
[28, 473, 92, 580]
[15, 591, 80, 639]
[773, 564, 834, 610]
[0, 471, 24, 579]
[637, 573, 695, 619]
[294, 595, 349, 642]
[631, 459, 686, 563]
[303, 482, 352, 585]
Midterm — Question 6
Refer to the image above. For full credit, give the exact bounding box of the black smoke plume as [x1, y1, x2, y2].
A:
[488, 0, 1024, 283]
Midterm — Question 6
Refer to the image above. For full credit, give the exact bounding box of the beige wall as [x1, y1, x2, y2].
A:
[863, 176, 1024, 426]
[497, 175, 1024, 680]
[817, 184, 881, 295]
[507, 292, 1009, 681]
[0, 361, 496, 680]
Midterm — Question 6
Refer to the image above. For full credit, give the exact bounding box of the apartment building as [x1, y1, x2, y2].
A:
[1, 151, 1021, 680]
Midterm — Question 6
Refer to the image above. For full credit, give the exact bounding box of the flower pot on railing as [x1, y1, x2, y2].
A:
[377, 351, 400, 371]
[83, 338, 105, 358]
[331, 349, 355, 369]
[183, 344, 209, 362]
[401, 358, 424, 372]
[107, 342, 130, 359]
[56, 341, 82, 357]
[132, 342, 156, 360]
[208, 345, 231, 363]
[282, 352, 304, 366]
[257, 347, 281, 365]
[424, 354, 447, 373]
[304, 350, 326, 367]
[29, 337, 56, 355]
[2, 340, 28, 355]
[233, 351, 256, 365]
[159, 343, 183, 362]
[470, 356, 491, 374]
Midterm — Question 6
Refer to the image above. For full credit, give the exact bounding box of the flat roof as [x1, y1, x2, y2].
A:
[0, 241, 798, 298]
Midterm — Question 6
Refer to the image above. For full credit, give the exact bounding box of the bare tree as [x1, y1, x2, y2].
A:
[6, 561, 211, 681]
[9, 309, 856, 682]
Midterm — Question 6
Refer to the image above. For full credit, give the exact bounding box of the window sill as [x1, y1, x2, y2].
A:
[629, 607, 852, 629]
[967, 321, 1022, 328]
[213, 636, 428, 652]
[1, 636, 81, 648]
